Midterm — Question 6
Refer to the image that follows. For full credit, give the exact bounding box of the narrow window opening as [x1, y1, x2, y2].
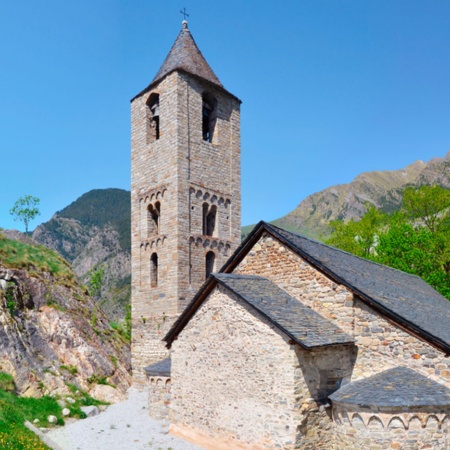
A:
[202, 203, 209, 235]
[206, 205, 217, 236]
[202, 101, 212, 142]
[148, 202, 161, 236]
[202, 93, 216, 143]
[150, 253, 158, 287]
[205, 251, 215, 278]
[147, 94, 160, 142]
[202, 203, 217, 236]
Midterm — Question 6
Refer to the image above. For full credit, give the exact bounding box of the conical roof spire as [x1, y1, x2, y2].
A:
[150, 21, 223, 88]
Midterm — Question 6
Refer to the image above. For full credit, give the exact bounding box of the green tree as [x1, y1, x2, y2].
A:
[9, 195, 41, 234]
[326, 186, 450, 300]
[326, 204, 386, 258]
[89, 264, 105, 299]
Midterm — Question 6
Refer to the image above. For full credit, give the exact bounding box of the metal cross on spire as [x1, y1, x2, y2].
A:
[180, 7, 189, 21]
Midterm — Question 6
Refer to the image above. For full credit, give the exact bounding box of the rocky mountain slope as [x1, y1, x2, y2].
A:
[33, 189, 131, 321]
[30, 154, 450, 324]
[272, 151, 450, 239]
[0, 231, 130, 398]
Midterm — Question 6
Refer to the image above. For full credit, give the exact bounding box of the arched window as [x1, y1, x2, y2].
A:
[147, 93, 160, 143]
[150, 253, 158, 287]
[202, 93, 216, 143]
[148, 202, 160, 236]
[202, 203, 217, 236]
[205, 251, 215, 278]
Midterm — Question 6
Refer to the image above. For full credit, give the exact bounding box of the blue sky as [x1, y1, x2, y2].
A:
[1, 1, 450, 232]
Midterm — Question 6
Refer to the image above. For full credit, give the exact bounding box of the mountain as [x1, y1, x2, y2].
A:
[0, 230, 130, 398]
[31, 153, 450, 320]
[271, 151, 450, 240]
[33, 189, 131, 321]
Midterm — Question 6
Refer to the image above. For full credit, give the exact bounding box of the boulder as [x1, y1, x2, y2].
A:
[47, 415, 57, 424]
[80, 405, 100, 417]
[89, 384, 126, 404]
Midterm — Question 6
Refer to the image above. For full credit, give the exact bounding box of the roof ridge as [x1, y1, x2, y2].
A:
[264, 221, 425, 281]
[151, 21, 222, 88]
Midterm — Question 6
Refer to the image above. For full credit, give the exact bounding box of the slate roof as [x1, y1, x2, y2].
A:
[132, 21, 238, 102]
[214, 273, 354, 349]
[223, 222, 450, 355]
[143, 357, 171, 377]
[165, 273, 354, 349]
[329, 366, 450, 408]
[151, 21, 222, 88]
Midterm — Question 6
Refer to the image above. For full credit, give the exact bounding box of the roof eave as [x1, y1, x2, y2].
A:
[130, 68, 242, 103]
[263, 223, 450, 356]
[214, 276, 355, 350]
[163, 275, 218, 348]
[221, 221, 450, 356]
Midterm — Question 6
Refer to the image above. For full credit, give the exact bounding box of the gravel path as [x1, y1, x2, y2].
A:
[46, 388, 203, 450]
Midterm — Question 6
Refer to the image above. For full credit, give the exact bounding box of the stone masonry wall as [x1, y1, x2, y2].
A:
[294, 345, 357, 449]
[170, 284, 357, 449]
[147, 374, 171, 420]
[234, 232, 450, 390]
[332, 404, 449, 450]
[175, 73, 241, 310]
[170, 285, 300, 450]
[131, 73, 183, 383]
[131, 68, 241, 383]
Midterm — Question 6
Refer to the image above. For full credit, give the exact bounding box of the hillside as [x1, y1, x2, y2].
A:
[0, 231, 130, 398]
[31, 153, 450, 321]
[272, 151, 450, 239]
[33, 189, 131, 321]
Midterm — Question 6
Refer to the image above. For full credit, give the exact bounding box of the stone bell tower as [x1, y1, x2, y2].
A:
[131, 20, 241, 383]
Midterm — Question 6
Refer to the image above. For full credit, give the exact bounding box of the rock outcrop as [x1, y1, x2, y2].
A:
[0, 260, 130, 398]
[33, 188, 131, 321]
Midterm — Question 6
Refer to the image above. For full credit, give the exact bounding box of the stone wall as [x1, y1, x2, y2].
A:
[294, 345, 357, 449]
[131, 67, 241, 382]
[232, 232, 450, 448]
[131, 73, 182, 382]
[170, 285, 299, 449]
[332, 404, 449, 450]
[234, 232, 450, 390]
[147, 375, 171, 420]
[170, 282, 359, 449]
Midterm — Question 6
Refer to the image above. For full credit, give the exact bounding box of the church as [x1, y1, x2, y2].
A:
[131, 20, 450, 449]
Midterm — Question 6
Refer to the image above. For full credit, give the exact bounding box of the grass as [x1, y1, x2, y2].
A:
[0, 373, 58, 449]
[0, 234, 75, 285]
[0, 373, 15, 394]
[0, 374, 108, 450]
[59, 365, 78, 376]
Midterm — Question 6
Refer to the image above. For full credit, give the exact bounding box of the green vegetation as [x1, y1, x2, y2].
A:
[65, 382, 107, 408]
[9, 195, 41, 234]
[0, 373, 15, 394]
[86, 374, 109, 385]
[59, 365, 78, 376]
[0, 234, 75, 285]
[110, 305, 131, 343]
[0, 372, 109, 449]
[88, 265, 105, 298]
[0, 372, 56, 449]
[5, 282, 15, 315]
[326, 185, 450, 300]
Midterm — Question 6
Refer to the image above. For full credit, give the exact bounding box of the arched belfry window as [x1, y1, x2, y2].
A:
[202, 203, 217, 237]
[147, 93, 160, 143]
[202, 93, 217, 143]
[150, 253, 158, 287]
[148, 202, 161, 236]
[205, 251, 215, 278]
